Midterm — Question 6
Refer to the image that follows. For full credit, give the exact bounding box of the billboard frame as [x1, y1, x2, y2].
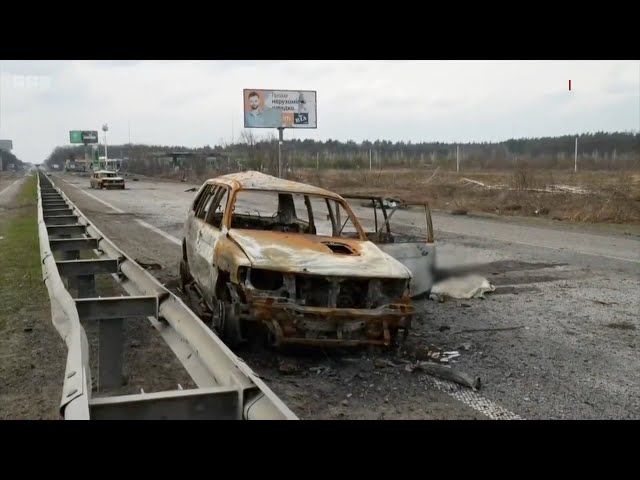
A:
[243, 89, 317, 129]
[0, 140, 13, 152]
[243, 88, 317, 178]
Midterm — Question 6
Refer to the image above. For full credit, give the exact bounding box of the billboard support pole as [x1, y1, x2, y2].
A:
[277, 127, 284, 178]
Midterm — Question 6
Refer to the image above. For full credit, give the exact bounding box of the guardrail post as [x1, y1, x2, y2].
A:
[99, 318, 124, 390]
[60, 234, 79, 292]
[77, 275, 96, 298]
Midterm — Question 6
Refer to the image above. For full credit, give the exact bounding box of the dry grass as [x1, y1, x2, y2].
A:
[288, 168, 640, 225]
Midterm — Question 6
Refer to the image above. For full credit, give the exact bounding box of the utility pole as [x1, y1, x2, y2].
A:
[102, 124, 109, 168]
[316, 151, 319, 170]
[456, 145, 460, 173]
[574, 136, 578, 172]
[277, 127, 284, 178]
[127, 120, 131, 168]
[369, 149, 372, 170]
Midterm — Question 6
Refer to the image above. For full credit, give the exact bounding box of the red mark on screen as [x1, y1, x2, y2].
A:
[569, 79, 572, 91]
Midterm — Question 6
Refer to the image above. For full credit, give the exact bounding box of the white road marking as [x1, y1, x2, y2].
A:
[59, 178, 125, 213]
[424, 376, 523, 420]
[57, 176, 181, 246]
[134, 219, 181, 246]
[437, 228, 640, 264]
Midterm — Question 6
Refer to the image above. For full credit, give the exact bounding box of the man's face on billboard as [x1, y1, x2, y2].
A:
[249, 94, 260, 110]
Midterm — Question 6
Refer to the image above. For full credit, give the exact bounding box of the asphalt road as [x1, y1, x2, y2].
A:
[51, 172, 640, 419]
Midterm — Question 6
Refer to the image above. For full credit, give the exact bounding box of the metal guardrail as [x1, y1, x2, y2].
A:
[37, 171, 297, 420]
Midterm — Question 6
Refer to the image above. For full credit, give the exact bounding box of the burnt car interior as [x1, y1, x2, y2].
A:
[231, 193, 315, 233]
[227, 189, 361, 239]
[191, 185, 432, 246]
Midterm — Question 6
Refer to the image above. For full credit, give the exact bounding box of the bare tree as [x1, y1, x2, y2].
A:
[240, 129, 259, 170]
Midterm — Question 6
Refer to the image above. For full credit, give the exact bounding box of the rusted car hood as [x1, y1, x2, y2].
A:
[227, 229, 411, 279]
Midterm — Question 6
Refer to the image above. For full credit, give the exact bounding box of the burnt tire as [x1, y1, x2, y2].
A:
[212, 287, 243, 348]
[179, 258, 193, 291]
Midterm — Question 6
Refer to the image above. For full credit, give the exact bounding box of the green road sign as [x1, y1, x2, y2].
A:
[70, 131, 83, 143]
[69, 130, 99, 144]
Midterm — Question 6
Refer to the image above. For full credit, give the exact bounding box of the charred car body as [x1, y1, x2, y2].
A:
[90, 170, 125, 189]
[180, 171, 435, 347]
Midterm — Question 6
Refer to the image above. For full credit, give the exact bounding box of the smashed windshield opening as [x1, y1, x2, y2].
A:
[230, 190, 362, 238]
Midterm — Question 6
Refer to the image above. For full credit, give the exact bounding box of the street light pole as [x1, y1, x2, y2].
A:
[102, 124, 109, 168]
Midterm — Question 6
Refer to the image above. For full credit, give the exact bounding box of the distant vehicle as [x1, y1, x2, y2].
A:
[90, 170, 125, 189]
[180, 171, 436, 349]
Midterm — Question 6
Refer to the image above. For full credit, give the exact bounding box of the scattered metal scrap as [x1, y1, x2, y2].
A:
[461, 177, 591, 195]
[592, 300, 618, 306]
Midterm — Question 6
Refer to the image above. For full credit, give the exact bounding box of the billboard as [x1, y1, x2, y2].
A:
[0, 140, 13, 152]
[70, 130, 99, 144]
[243, 89, 317, 129]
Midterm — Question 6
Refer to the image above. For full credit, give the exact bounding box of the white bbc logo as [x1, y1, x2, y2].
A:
[11, 74, 52, 90]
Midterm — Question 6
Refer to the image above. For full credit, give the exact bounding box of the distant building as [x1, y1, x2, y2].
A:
[65, 158, 91, 172]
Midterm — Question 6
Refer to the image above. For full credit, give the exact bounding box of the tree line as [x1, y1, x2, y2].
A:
[44, 131, 639, 173]
[0, 150, 25, 171]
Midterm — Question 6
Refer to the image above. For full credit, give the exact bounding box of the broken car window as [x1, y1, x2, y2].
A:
[330, 199, 359, 238]
[206, 186, 229, 229]
[231, 190, 312, 233]
[228, 190, 361, 239]
[195, 185, 215, 220]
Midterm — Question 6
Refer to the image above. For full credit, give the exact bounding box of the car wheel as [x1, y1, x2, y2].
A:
[213, 284, 243, 347]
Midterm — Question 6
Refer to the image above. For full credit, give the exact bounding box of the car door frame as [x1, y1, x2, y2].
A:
[342, 194, 436, 297]
[185, 182, 231, 302]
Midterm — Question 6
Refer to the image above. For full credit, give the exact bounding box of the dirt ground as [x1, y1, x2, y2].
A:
[288, 168, 640, 226]
[79, 269, 198, 397]
[46, 172, 640, 420]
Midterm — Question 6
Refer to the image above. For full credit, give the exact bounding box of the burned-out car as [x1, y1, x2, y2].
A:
[180, 171, 435, 348]
[90, 170, 125, 189]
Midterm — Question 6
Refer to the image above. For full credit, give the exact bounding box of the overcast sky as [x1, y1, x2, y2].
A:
[0, 60, 638, 163]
